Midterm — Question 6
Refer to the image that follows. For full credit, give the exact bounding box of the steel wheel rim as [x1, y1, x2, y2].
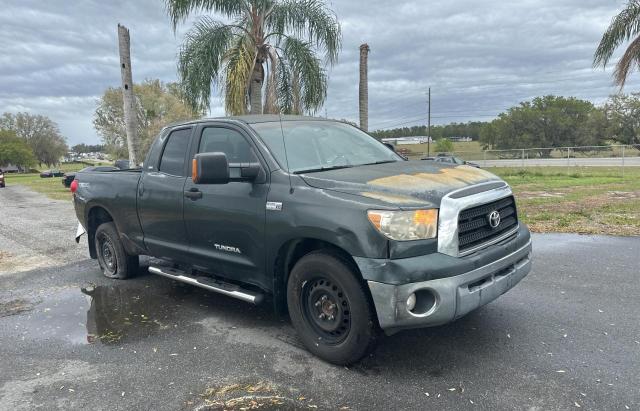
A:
[301, 277, 351, 344]
[97, 233, 117, 275]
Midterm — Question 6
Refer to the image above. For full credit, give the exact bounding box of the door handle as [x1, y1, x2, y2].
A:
[184, 188, 203, 200]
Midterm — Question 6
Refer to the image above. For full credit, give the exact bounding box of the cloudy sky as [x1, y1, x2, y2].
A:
[0, 0, 638, 145]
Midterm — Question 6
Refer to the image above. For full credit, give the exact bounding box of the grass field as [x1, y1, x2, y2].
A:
[4, 164, 638, 236]
[3, 162, 87, 201]
[491, 167, 640, 236]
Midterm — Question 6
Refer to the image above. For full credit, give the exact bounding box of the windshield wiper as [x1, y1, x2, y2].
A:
[293, 165, 354, 174]
[357, 160, 398, 167]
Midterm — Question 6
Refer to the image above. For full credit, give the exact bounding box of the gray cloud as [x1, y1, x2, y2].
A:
[0, 0, 637, 144]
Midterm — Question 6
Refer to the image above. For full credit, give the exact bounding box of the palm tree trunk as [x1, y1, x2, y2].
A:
[249, 63, 264, 114]
[118, 24, 138, 165]
[359, 44, 370, 131]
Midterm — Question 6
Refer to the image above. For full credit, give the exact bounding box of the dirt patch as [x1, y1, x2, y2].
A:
[518, 191, 566, 199]
[0, 299, 37, 317]
[607, 191, 639, 199]
[522, 191, 640, 236]
[0, 253, 52, 275]
[192, 381, 326, 410]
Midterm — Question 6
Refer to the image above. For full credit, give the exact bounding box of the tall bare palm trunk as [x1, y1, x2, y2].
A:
[118, 24, 138, 165]
[359, 43, 370, 131]
[249, 64, 264, 114]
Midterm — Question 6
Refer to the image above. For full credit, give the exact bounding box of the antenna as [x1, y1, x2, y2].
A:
[278, 111, 294, 194]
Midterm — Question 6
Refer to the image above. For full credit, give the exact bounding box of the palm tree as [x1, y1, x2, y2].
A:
[165, 0, 341, 115]
[358, 43, 369, 131]
[594, 0, 640, 88]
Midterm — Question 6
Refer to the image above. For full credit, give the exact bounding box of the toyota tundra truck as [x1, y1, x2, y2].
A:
[72, 115, 532, 364]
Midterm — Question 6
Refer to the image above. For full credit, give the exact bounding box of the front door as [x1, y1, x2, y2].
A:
[183, 124, 269, 288]
[138, 127, 192, 260]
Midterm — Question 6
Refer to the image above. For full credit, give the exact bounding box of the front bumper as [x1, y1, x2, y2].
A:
[365, 238, 532, 334]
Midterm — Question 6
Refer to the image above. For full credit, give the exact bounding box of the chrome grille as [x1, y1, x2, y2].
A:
[458, 196, 518, 253]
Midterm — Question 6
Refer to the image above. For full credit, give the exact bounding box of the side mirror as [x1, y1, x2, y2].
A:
[239, 162, 261, 180]
[193, 152, 229, 184]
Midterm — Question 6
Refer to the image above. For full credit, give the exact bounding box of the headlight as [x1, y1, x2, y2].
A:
[367, 209, 438, 241]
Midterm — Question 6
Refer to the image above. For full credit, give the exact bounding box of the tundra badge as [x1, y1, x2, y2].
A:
[214, 244, 241, 254]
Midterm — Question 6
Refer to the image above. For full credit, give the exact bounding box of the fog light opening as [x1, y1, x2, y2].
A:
[408, 289, 437, 316]
[406, 293, 416, 311]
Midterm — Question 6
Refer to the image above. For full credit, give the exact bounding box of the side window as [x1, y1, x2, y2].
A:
[199, 127, 253, 163]
[159, 128, 191, 176]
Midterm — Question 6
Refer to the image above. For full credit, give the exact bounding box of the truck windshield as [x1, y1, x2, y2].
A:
[250, 120, 402, 173]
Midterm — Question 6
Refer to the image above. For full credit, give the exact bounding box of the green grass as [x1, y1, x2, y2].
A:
[4, 162, 87, 201]
[489, 167, 640, 236]
[404, 141, 483, 160]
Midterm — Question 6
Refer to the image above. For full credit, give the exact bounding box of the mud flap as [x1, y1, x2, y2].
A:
[75, 223, 86, 243]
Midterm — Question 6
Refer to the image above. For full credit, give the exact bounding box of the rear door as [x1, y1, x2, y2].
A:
[138, 127, 192, 260]
[183, 123, 269, 288]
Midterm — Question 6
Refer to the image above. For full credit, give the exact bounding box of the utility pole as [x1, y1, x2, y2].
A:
[427, 87, 431, 156]
[118, 24, 138, 166]
[359, 43, 370, 131]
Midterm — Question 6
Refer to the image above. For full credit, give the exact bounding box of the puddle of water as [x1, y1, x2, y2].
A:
[7, 283, 193, 345]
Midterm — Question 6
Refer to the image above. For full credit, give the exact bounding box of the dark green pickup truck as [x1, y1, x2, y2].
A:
[73, 115, 532, 364]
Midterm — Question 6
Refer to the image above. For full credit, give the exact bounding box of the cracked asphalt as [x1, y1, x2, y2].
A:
[0, 185, 639, 410]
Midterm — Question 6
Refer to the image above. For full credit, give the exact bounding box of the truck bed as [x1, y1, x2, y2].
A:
[73, 169, 145, 253]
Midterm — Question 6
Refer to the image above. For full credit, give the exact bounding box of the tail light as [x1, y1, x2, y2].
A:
[70, 179, 78, 193]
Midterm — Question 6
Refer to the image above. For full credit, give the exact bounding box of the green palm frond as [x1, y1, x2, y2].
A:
[274, 52, 294, 113]
[266, 0, 341, 64]
[614, 35, 640, 87]
[178, 17, 235, 111]
[283, 37, 326, 113]
[168, 0, 341, 115]
[223, 36, 256, 115]
[165, 0, 249, 29]
[594, 0, 640, 68]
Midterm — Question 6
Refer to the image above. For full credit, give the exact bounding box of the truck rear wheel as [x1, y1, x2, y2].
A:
[287, 251, 378, 365]
[95, 222, 138, 279]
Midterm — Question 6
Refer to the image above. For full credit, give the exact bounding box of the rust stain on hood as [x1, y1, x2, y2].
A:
[367, 165, 497, 190]
[359, 191, 427, 205]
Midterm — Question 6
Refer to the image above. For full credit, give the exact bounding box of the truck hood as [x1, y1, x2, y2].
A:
[299, 161, 503, 208]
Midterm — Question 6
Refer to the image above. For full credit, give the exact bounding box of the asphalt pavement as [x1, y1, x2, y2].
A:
[0, 185, 639, 410]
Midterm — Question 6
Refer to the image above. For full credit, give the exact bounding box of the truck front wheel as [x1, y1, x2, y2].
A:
[287, 251, 378, 365]
[94, 222, 139, 279]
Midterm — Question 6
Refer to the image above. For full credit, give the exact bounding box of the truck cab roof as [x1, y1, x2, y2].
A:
[163, 115, 332, 131]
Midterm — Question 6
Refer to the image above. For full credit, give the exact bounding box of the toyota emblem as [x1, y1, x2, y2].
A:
[487, 210, 501, 229]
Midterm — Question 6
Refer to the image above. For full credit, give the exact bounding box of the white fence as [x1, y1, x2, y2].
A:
[408, 144, 640, 172]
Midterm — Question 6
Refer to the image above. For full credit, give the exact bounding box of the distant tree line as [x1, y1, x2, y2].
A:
[371, 121, 485, 141]
[370, 94, 640, 154]
[0, 112, 68, 168]
[71, 143, 105, 154]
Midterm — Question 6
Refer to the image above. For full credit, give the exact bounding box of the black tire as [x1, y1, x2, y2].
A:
[94, 222, 139, 279]
[287, 251, 378, 365]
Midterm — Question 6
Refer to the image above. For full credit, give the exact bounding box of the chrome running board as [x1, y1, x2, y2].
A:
[148, 266, 263, 305]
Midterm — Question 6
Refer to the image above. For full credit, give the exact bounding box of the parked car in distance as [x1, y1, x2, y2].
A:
[73, 115, 531, 365]
[40, 169, 64, 178]
[0, 169, 5, 188]
[114, 159, 131, 170]
[434, 154, 480, 168]
[62, 166, 119, 188]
